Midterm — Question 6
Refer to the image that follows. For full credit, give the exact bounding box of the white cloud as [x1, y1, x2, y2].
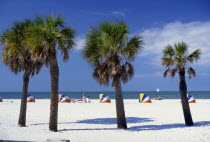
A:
[140, 21, 210, 65]
[112, 11, 125, 16]
[85, 11, 125, 17]
[74, 21, 210, 66]
[75, 38, 86, 50]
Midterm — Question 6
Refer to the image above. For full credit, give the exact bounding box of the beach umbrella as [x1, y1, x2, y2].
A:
[27, 95, 35, 102]
[187, 94, 196, 103]
[100, 94, 111, 103]
[58, 94, 71, 103]
[99, 94, 104, 100]
[139, 93, 152, 103]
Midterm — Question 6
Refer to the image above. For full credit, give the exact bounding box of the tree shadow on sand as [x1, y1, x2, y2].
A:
[59, 128, 116, 131]
[30, 122, 49, 126]
[59, 120, 210, 132]
[129, 121, 210, 132]
[30, 121, 73, 126]
[58, 117, 153, 131]
[30, 117, 151, 126]
[30, 119, 210, 132]
[76, 117, 153, 125]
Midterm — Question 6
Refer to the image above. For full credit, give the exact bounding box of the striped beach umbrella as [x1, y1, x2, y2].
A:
[187, 94, 196, 103]
[59, 93, 71, 103]
[27, 95, 35, 102]
[139, 93, 152, 103]
[99, 94, 111, 103]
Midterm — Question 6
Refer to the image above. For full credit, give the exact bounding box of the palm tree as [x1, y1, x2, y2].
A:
[1, 20, 43, 127]
[27, 14, 75, 131]
[162, 42, 201, 126]
[83, 21, 143, 129]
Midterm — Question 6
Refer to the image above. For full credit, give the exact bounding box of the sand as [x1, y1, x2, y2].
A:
[0, 99, 210, 142]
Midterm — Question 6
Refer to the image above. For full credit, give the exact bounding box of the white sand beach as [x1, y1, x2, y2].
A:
[0, 99, 210, 142]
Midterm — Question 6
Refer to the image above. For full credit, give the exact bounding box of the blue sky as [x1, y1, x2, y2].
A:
[0, 0, 210, 91]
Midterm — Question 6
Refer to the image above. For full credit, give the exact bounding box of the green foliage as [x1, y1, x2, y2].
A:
[26, 14, 75, 65]
[1, 20, 43, 76]
[162, 41, 201, 79]
[83, 21, 143, 87]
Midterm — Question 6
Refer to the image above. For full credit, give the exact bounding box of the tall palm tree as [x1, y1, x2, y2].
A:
[162, 42, 201, 126]
[1, 20, 43, 127]
[27, 14, 75, 131]
[83, 21, 143, 129]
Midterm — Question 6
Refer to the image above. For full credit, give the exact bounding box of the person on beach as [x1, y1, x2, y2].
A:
[82, 93, 87, 103]
[77, 93, 87, 103]
[153, 96, 162, 100]
[86, 96, 91, 103]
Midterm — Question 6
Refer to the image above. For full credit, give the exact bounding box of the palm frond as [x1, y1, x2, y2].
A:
[34, 16, 44, 26]
[112, 75, 120, 87]
[93, 66, 100, 79]
[163, 44, 175, 57]
[125, 61, 134, 79]
[187, 49, 201, 63]
[163, 68, 170, 78]
[26, 14, 75, 66]
[1, 19, 43, 76]
[83, 27, 103, 64]
[169, 68, 177, 77]
[162, 57, 174, 68]
[162, 41, 201, 80]
[58, 27, 75, 61]
[92, 62, 110, 86]
[53, 14, 64, 28]
[188, 67, 196, 79]
[123, 35, 143, 61]
[120, 65, 128, 84]
[83, 21, 140, 87]
[174, 42, 188, 57]
[62, 48, 69, 62]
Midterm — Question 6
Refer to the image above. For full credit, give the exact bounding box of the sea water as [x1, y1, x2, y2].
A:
[0, 91, 209, 99]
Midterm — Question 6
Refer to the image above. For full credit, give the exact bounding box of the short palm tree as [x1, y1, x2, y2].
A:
[1, 20, 43, 127]
[162, 42, 201, 126]
[83, 21, 143, 129]
[27, 14, 75, 131]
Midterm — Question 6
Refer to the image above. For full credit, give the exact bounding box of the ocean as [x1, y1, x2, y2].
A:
[0, 91, 210, 99]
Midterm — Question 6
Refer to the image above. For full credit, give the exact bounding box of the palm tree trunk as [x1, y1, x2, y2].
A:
[179, 69, 194, 126]
[18, 71, 30, 127]
[115, 78, 127, 129]
[49, 58, 59, 132]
